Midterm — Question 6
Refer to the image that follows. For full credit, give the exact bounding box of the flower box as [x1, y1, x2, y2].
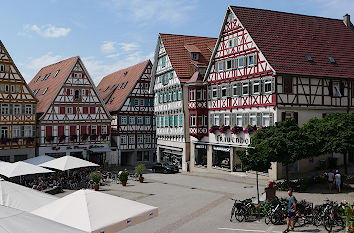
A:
[25, 137, 34, 144]
[70, 135, 77, 141]
[45, 136, 54, 142]
[90, 135, 98, 140]
[209, 125, 220, 134]
[59, 135, 66, 142]
[11, 138, 19, 143]
[219, 125, 230, 133]
[231, 126, 243, 134]
[81, 134, 89, 141]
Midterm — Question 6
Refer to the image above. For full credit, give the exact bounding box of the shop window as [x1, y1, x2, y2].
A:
[212, 148, 230, 170]
[143, 151, 149, 161]
[195, 146, 207, 167]
[137, 152, 143, 161]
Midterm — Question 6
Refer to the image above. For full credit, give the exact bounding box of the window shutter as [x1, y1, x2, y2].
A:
[88, 126, 91, 134]
[219, 113, 225, 125]
[58, 126, 64, 136]
[131, 98, 135, 106]
[215, 62, 218, 72]
[8, 104, 12, 115]
[209, 113, 214, 126]
[60, 107, 65, 114]
[97, 126, 101, 135]
[260, 80, 264, 94]
[82, 73, 85, 78]
[81, 126, 87, 135]
[269, 113, 274, 126]
[127, 116, 130, 124]
[256, 112, 262, 126]
[281, 112, 286, 121]
[254, 54, 258, 65]
[231, 113, 236, 126]
[244, 56, 248, 68]
[271, 78, 276, 93]
[226, 84, 231, 97]
[66, 89, 70, 96]
[208, 86, 212, 100]
[242, 113, 249, 126]
[72, 73, 74, 78]
[46, 126, 52, 137]
[249, 81, 254, 95]
[90, 107, 95, 114]
[340, 81, 345, 96]
[217, 86, 221, 98]
[73, 107, 77, 115]
[85, 90, 89, 96]
[328, 81, 333, 96]
[70, 126, 76, 135]
[294, 112, 299, 124]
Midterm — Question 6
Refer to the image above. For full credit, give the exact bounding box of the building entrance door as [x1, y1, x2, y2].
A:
[121, 152, 128, 165]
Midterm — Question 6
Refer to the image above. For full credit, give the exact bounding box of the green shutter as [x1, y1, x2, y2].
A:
[127, 117, 130, 124]
[118, 116, 122, 124]
[131, 98, 135, 106]
[174, 115, 178, 127]
[169, 116, 172, 127]
[143, 116, 146, 125]
[144, 99, 148, 106]
[162, 57, 166, 67]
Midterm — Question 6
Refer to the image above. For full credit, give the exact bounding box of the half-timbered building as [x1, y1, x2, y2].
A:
[97, 60, 156, 166]
[150, 34, 216, 171]
[0, 41, 37, 162]
[28, 57, 112, 164]
[190, 6, 354, 179]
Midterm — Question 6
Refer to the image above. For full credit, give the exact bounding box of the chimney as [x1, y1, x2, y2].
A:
[343, 14, 352, 29]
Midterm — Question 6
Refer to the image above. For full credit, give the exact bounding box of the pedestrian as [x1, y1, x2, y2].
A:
[335, 170, 341, 193]
[283, 188, 296, 233]
[327, 170, 335, 192]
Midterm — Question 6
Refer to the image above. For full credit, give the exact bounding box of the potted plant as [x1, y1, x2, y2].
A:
[135, 164, 146, 183]
[119, 170, 129, 186]
[90, 134, 97, 140]
[219, 125, 230, 133]
[209, 125, 220, 134]
[59, 135, 66, 142]
[81, 134, 89, 141]
[45, 136, 54, 142]
[90, 171, 102, 191]
[70, 134, 77, 141]
[231, 126, 243, 134]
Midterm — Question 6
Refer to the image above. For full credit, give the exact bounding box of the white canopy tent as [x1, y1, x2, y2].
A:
[39, 156, 99, 171]
[0, 161, 54, 178]
[24, 155, 55, 165]
[0, 205, 86, 233]
[32, 189, 158, 233]
[0, 178, 58, 212]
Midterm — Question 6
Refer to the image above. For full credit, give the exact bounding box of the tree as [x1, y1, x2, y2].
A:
[240, 118, 318, 181]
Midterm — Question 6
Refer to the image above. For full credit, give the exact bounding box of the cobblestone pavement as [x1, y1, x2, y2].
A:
[56, 172, 353, 233]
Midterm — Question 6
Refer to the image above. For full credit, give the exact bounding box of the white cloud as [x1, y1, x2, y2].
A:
[83, 51, 152, 84]
[118, 42, 139, 52]
[101, 41, 116, 53]
[312, 0, 354, 18]
[106, 53, 120, 58]
[20, 24, 71, 38]
[110, 0, 196, 24]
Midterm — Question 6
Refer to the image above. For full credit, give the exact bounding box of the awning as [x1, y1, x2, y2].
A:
[88, 148, 111, 153]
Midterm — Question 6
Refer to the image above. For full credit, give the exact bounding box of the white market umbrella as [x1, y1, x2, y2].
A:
[0, 161, 54, 178]
[32, 189, 158, 233]
[24, 155, 55, 166]
[39, 156, 99, 171]
[0, 205, 86, 233]
[0, 178, 58, 212]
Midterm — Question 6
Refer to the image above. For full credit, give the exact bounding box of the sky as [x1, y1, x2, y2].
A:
[1, 0, 353, 84]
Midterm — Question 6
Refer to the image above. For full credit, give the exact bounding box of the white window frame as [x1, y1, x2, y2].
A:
[129, 116, 135, 124]
[24, 125, 32, 137]
[25, 104, 32, 115]
[120, 135, 127, 144]
[189, 89, 196, 101]
[67, 107, 73, 114]
[232, 84, 238, 96]
[238, 56, 244, 68]
[221, 86, 227, 98]
[197, 115, 203, 127]
[226, 59, 232, 70]
[145, 134, 151, 143]
[212, 87, 218, 99]
[102, 125, 107, 134]
[10, 85, 15, 93]
[333, 82, 342, 97]
[248, 54, 255, 67]
[137, 116, 143, 125]
[249, 113, 257, 126]
[13, 126, 21, 138]
[137, 134, 143, 144]
[218, 61, 224, 71]
[236, 114, 243, 127]
[13, 104, 21, 115]
[262, 113, 271, 127]
[1, 126, 9, 138]
[190, 115, 196, 127]
[1, 104, 9, 115]
[264, 79, 272, 93]
[129, 135, 135, 144]
[253, 81, 260, 95]
[242, 82, 249, 96]
[214, 114, 220, 126]
[224, 114, 230, 126]
[121, 116, 127, 125]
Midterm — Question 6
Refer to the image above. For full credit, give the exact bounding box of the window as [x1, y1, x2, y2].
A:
[129, 116, 135, 124]
[221, 86, 227, 97]
[145, 134, 151, 143]
[224, 114, 230, 126]
[253, 81, 260, 95]
[248, 55, 255, 66]
[228, 38, 234, 48]
[264, 79, 272, 93]
[10, 85, 15, 93]
[90, 107, 96, 114]
[74, 90, 81, 100]
[122, 82, 128, 88]
[214, 114, 220, 125]
[24, 126, 32, 137]
[1, 104, 9, 115]
[218, 61, 224, 71]
[179, 88, 183, 100]
[42, 88, 48, 95]
[121, 116, 127, 125]
[13, 126, 20, 138]
[102, 125, 107, 134]
[137, 116, 143, 125]
[197, 115, 203, 127]
[226, 59, 232, 70]
[212, 87, 218, 99]
[249, 113, 257, 126]
[120, 135, 127, 144]
[67, 107, 73, 114]
[236, 114, 242, 126]
[91, 125, 97, 135]
[137, 134, 143, 144]
[196, 89, 202, 101]
[139, 99, 144, 106]
[1, 126, 8, 138]
[54, 70, 60, 78]
[190, 115, 196, 127]
[35, 76, 41, 82]
[13, 104, 21, 115]
[305, 54, 313, 62]
[161, 57, 166, 68]
[328, 56, 336, 64]
[34, 89, 39, 96]
[83, 107, 88, 114]
[25, 104, 32, 115]
[333, 81, 342, 97]
[232, 84, 239, 96]
[191, 53, 199, 61]
[242, 82, 249, 95]
[262, 113, 273, 127]
[129, 135, 135, 144]
[59, 107, 65, 114]
[74, 73, 82, 78]
[0, 65, 4, 72]
[283, 76, 293, 94]
[238, 56, 244, 68]
[4, 84, 9, 92]
[189, 89, 195, 101]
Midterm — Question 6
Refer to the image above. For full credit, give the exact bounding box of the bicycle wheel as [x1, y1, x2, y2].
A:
[313, 213, 322, 227]
[264, 211, 271, 225]
[294, 214, 305, 227]
[230, 206, 235, 222]
[235, 207, 245, 222]
[324, 215, 333, 232]
[335, 216, 344, 229]
[271, 211, 283, 225]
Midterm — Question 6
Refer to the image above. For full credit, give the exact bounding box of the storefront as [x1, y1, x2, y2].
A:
[159, 147, 183, 168]
[212, 146, 231, 170]
[194, 144, 207, 167]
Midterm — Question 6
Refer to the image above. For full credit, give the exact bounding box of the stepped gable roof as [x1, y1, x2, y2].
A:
[160, 34, 217, 81]
[230, 6, 354, 79]
[97, 60, 151, 112]
[28, 56, 78, 113]
[0, 41, 38, 103]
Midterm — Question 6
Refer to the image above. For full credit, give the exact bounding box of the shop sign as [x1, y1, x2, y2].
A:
[213, 146, 230, 152]
[195, 144, 207, 149]
[216, 134, 250, 145]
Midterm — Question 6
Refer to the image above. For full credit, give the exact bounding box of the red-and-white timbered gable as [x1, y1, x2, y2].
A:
[0, 41, 37, 151]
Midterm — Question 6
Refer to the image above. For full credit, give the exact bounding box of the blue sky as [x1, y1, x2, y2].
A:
[1, 0, 353, 84]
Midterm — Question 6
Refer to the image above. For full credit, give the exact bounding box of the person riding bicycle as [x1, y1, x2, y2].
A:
[284, 188, 296, 233]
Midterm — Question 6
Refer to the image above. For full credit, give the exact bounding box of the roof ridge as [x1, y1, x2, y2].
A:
[102, 59, 149, 79]
[38, 56, 79, 71]
[160, 33, 217, 39]
[230, 5, 344, 21]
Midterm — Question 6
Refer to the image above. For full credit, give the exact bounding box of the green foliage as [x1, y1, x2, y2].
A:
[89, 172, 102, 184]
[275, 174, 327, 192]
[135, 164, 146, 177]
[119, 170, 129, 182]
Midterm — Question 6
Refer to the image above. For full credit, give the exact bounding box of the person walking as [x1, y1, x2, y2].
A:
[335, 170, 341, 193]
[284, 188, 297, 233]
[327, 170, 335, 192]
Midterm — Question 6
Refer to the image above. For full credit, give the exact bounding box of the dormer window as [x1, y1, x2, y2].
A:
[305, 54, 313, 62]
[328, 56, 336, 64]
[191, 52, 199, 61]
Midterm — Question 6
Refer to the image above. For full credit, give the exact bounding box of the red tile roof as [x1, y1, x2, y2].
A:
[186, 71, 204, 84]
[97, 60, 151, 112]
[230, 6, 354, 79]
[160, 34, 217, 81]
[28, 57, 78, 113]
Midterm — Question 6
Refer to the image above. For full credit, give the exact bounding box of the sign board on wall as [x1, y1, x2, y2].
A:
[195, 144, 207, 149]
[215, 134, 250, 146]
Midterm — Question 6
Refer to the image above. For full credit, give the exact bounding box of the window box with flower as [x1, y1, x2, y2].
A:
[45, 136, 54, 142]
[219, 125, 230, 133]
[70, 135, 77, 141]
[59, 135, 66, 142]
[231, 126, 243, 134]
[209, 125, 220, 134]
